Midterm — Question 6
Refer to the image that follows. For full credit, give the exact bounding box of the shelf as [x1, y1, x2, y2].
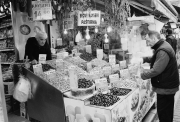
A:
[1, 62, 12, 65]
[0, 24, 12, 29]
[0, 14, 6, 18]
[0, 49, 14, 52]
[0, 36, 13, 40]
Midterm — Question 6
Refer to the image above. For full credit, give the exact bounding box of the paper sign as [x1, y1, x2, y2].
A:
[95, 78, 108, 93]
[109, 55, 116, 66]
[86, 45, 92, 54]
[87, 62, 92, 71]
[33, 64, 43, 74]
[69, 66, 78, 89]
[44, 69, 56, 81]
[120, 60, 127, 69]
[109, 74, 119, 87]
[112, 64, 120, 73]
[103, 66, 112, 76]
[90, 70, 100, 80]
[63, 12, 74, 30]
[78, 10, 101, 26]
[32, 1, 52, 21]
[96, 49, 103, 60]
[120, 69, 130, 79]
[39, 54, 46, 64]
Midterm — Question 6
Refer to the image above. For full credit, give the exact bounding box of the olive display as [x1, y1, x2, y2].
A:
[118, 117, 126, 122]
[42, 64, 54, 72]
[89, 93, 120, 107]
[80, 51, 95, 62]
[110, 87, 131, 96]
[78, 78, 93, 88]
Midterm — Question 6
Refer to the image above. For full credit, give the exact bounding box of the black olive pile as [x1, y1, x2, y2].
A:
[110, 87, 131, 96]
[118, 117, 126, 122]
[89, 93, 120, 107]
[78, 78, 93, 88]
[80, 51, 95, 62]
[42, 64, 54, 72]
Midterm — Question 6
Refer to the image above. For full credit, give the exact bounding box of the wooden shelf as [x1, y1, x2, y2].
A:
[0, 36, 13, 40]
[0, 49, 14, 52]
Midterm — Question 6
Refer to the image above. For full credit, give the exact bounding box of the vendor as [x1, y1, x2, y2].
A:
[24, 31, 52, 64]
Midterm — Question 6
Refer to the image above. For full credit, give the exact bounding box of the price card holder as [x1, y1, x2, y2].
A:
[120, 69, 130, 79]
[112, 64, 120, 73]
[33, 64, 43, 74]
[96, 49, 103, 60]
[39, 54, 46, 64]
[109, 55, 116, 66]
[95, 78, 108, 93]
[109, 74, 119, 87]
[103, 66, 112, 76]
[86, 62, 92, 71]
[68, 66, 78, 89]
[119, 60, 127, 69]
[86, 45, 92, 54]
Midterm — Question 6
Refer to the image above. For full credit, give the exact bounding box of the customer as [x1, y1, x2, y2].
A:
[24, 31, 52, 64]
[166, 28, 177, 54]
[141, 30, 179, 122]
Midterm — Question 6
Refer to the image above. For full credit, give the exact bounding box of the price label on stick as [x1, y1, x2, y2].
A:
[86, 62, 92, 71]
[112, 64, 120, 73]
[95, 78, 108, 93]
[44, 69, 56, 81]
[109, 55, 116, 66]
[86, 45, 92, 54]
[39, 54, 46, 64]
[119, 60, 127, 69]
[33, 64, 43, 74]
[109, 74, 119, 87]
[103, 66, 112, 76]
[96, 49, 103, 60]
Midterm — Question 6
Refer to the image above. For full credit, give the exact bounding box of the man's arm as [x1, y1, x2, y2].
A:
[143, 57, 152, 63]
[141, 50, 169, 80]
[24, 38, 35, 61]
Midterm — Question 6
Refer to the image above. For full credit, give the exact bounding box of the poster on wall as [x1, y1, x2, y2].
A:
[78, 10, 101, 26]
[32, 1, 53, 21]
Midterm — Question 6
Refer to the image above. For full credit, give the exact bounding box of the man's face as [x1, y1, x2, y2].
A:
[37, 37, 46, 46]
[145, 35, 156, 47]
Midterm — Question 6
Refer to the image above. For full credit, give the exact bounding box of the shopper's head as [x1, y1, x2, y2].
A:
[166, 29, 173, 35]
[145, 30, 161, 47]
[35, 31, 47, 46]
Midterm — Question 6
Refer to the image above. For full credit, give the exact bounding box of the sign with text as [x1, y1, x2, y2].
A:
[32, 1, 52, 21]
[78, 11, 101, 26]
[103, 66, 112, 76]
[39, 54, 46, 64]
[33, 64, 43, 74]
[63, 13, 74, 30]
[109, 74, 119, 87]
[109, 55, 116, 66]
[95, 78, 108, 93]
[96, 49, 103, 60]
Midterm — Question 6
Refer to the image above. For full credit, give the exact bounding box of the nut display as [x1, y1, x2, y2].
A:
[78, 78, 93, 88]
[110, 87, 131, 96]
[80, 51, 95, 62]
[89, 93, 120, 107]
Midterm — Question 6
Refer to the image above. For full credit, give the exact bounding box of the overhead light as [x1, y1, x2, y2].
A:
[64, 29, 68, 34]
[85, 27, 90, 40]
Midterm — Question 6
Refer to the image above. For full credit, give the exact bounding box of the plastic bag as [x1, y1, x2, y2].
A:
[13, 75, 32, 102]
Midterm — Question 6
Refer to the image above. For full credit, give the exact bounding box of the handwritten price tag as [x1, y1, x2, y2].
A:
[33, 64, 43, 74]
[119, 60, 127, 69]
[44, 69, 56, 81]
[109, 74, 119, 87]
[39, 54, 46, 64]
[96, 49, 103, 60]
[109, 55, 116, 66]
[112, 64, 120, 73]
[103, 66, 112, 76]
[86, 45, 92, 54]
[120, 69, 130, 79]
[95, 78, 108, 93]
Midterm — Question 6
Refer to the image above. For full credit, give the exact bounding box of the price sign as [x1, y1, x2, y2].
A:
[109, 74, 119, 87]
[103, 66, 112, 76]
[86, 45, 92, 54]
[63, 12, 74, 30]
[33, 64, 43, 74]
[32, 1, 52, 21]
[39, 54, 46, 64]
[96, 49, 103, 60]
[95, 78, 108, 93]
[86, 62, 92, 71]
[44, 69, 56, 81]
[120, 69, 130, 79]
[112, 64, 120, 73]
[120, 60, 127, 69]
[109, 55, 116, 66]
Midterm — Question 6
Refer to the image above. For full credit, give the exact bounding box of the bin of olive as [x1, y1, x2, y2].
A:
[110, 87, 132, 96]
[71, 78, 95, 96]
[89, 93, 120, 107]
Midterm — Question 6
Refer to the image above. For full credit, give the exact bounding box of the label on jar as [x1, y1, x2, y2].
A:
[33, 64, 43, 74]
[119, 60, 127, 69]
[109, 55, 116, 66]
[39, 54, 47, 64]
[96, 49, 103, 60]
[95, 78, 108, 93]
[103, 66, 112, 76]
[86, 45, 92, 54]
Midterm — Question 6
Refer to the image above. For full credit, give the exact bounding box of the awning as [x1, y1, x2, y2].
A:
[128, 0, 178, 23]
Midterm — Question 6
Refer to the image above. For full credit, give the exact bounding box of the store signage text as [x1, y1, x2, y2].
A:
[78, 11, 101, 26]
